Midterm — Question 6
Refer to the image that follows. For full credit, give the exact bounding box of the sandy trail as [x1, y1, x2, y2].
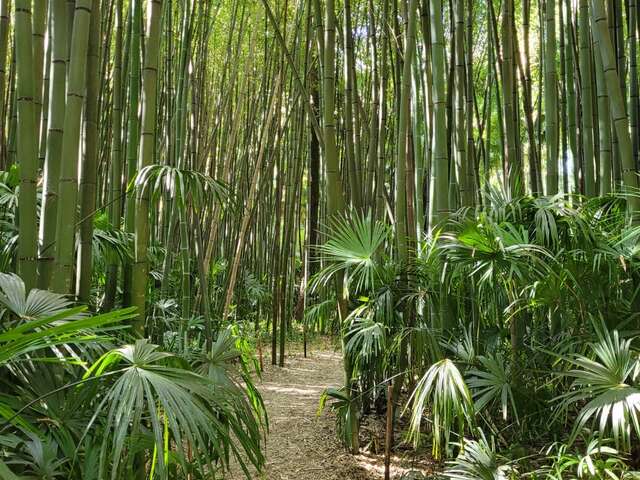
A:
[228, 346, 431, 480]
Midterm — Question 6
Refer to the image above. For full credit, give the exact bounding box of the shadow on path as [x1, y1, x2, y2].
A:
[228, 347, 430, 480]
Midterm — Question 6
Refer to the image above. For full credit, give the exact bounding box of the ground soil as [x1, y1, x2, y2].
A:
[228, 340, 434, 480]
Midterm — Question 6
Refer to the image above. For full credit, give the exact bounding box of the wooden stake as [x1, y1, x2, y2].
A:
[385, 382, 394, 480]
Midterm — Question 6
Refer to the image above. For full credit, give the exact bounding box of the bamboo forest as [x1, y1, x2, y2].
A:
[3, 0, 640, 478]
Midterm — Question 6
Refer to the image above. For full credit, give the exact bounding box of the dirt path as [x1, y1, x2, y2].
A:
[229, 345, 432, 480]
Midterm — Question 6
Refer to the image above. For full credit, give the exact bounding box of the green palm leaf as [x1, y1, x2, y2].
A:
[554, 328, 640, 451]
[344, 312, 386, 365]
[84, 339, 264, 479]
[314, 212, 388, 294]
[134, 164, 228, 210]
[0, 307, 136, 366]
[406, 358, 475, 459]
[0, 277, 136, 436]
[467, 353, 519, 423]
[0, 273, 76, 322]
[444, 432, 514, 480]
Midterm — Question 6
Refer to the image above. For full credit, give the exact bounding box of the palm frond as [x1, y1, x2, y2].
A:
[314, 212, 388, 294]
[0, 273, 76, 322]
[91, 213, 133, 267]
[134, 164, 229, 210]
[467, 353, 518, 423]
[406, 358, 475, 459]
[444, 432, 514, 480]
[344, 313, 386, 365]
[84, 339, 264, 479]
[554, 328, 640, 451]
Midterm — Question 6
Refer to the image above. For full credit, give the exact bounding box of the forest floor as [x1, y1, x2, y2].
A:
[228, 339, 434, 480]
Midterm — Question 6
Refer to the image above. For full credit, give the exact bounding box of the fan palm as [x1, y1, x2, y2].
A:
[406, 358, 475, 459]
[133, 164, 228, 210]
[0, 275, 136, 461]
[0, 307, 135, 369]
[345, 314, 386, 365]
[318, 387, 359, 451]
[0, 170, 17, 272]
[7, 432, 68, 479]
[0, 167, 20, 213]
[91, 213, 132, 268]
[304, 297, 338, 334]
[442, 220, 553, 294]
[441, 219, 554, 352]
[467, 353, 519, 423]
[193, 326, 267, 426]
[314, 212, 389, 294]
[0, 273, 76, 322]
[444, 432, 515, 480]
[84, 339, 264, 479]
[133, 163, 229, 327]
[554, 328, 640, 451]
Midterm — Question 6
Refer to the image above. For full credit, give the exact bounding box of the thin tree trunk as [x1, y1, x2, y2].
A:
[629, 0, 639, 173]
[396, 0, 418, 261]
[501, 0, 522, 198]
[131, 0, 163, 331]
[0, 0, 9, 168]
[104, 0, 124, 310]
[76, 0, 101, 301]
[594, 38, 612, 194]
[122, 0, 142, 307]
[38, 0, 68, 289]
[545, 0, 559, 195]
[50, 0, 94, 294]
[579, 0, 596, 196]
[591, 0, 639, 212]
[14, 0, 39, 290]
[429, 0, 449, 226]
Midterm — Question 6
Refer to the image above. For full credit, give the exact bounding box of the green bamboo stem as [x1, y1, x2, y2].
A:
[75, 0, 101, 302]
[50, 0, 94, 294]
[130, 0, 163, 331]
[14, 0, 39, 291]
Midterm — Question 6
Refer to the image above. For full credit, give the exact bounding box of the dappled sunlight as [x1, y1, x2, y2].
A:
[261, 384, 327, 396]
[3, 0, 639, 476]
[353, 452, 432, 479]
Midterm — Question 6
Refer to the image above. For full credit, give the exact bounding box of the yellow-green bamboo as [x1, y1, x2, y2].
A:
[38, 0, 68, 289]
[544, 0, 559, 195]
[131, 0, 163, 331]
[14, 0, 39, 290]
[76, 0, 101, 301]
[50, 0, 94, 294]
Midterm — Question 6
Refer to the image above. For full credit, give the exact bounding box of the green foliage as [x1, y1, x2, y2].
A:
[304, 297, 338, 334]
[0, 275, 266, 479]
[444, 433, 515, 480]
[314, 212, 389, 293]
[0, 272, 76, 321]
[407, 359, 475, 459]
[318, 387, 359, 451]
[345, 314, 386, 365]
[7, 432, 68, 479]
[92, 213, 133, 267]
[541, 435, 638, 480]
[318, 191, 640, 476]
[553, 327, 640, 451]
[133, 164, 228, 211]
[84, 339, 264, 478]
[0, 169, 20, 272]
[467, 353, 519, 423]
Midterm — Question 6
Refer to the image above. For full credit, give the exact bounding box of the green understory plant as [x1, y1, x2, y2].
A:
[553, 326, 640, 451]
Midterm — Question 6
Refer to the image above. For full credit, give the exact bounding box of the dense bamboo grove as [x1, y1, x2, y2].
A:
[1, 0, 640, 478]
